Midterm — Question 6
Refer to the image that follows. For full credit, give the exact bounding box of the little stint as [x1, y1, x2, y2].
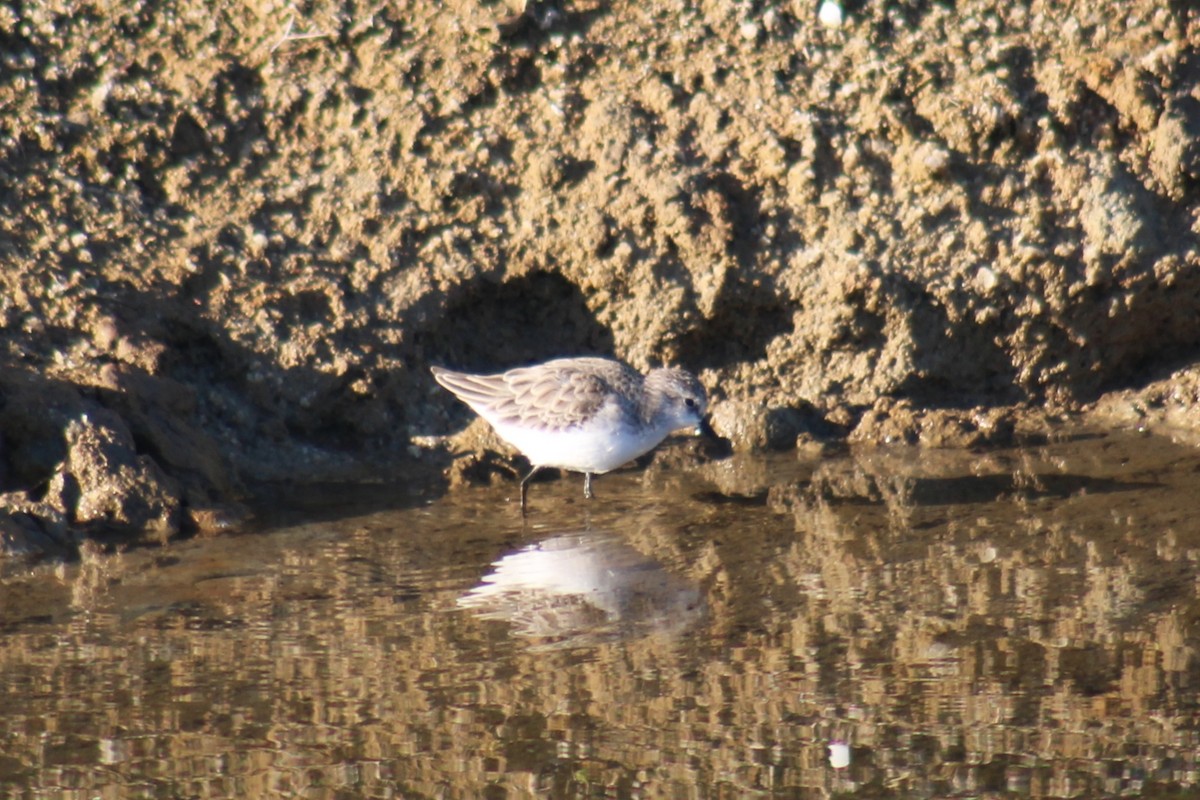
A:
[432, 357, 707, 512]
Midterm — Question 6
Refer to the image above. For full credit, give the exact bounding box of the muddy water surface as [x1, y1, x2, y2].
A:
[2, 431, 1200, 798]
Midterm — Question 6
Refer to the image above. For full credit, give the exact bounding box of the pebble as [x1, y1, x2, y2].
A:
[818, 0, 844, 28]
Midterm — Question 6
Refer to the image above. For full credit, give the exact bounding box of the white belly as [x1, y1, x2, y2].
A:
[492, 419, 668, 474]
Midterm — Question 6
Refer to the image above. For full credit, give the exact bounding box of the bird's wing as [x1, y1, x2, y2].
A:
[432, 365, 608, 431]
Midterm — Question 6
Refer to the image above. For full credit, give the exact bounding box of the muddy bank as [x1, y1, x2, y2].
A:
[1, 1, 1198, 552]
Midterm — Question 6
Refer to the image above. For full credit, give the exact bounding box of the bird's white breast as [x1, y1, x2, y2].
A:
[490, 416, 670, 474]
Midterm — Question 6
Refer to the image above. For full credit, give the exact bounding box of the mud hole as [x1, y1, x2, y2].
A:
[0, 1, 1198, 550]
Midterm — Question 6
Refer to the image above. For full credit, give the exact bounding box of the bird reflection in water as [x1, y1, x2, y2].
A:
[458, 530, 704, 649]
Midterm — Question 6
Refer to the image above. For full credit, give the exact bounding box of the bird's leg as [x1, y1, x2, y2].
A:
[584, 472, 594, 500]
[520, 466, 543, 515]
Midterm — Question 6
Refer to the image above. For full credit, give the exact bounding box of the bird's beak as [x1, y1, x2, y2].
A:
[695, 418, 716, 438]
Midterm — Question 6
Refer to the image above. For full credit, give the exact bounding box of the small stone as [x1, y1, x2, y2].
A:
[975, 266, 999, 293]
[709, 400, 823, 453]
[93, 316, 120, 351]
[817, 0, 844, 28]
[186, 503, 250, 534]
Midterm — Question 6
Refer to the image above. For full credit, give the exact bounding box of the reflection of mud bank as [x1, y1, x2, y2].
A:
[1, 432, 1199, 796]
[3, 0, 1199, 548]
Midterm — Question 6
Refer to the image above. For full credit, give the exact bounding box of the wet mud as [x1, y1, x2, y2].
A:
[2, 1, 1199, 547]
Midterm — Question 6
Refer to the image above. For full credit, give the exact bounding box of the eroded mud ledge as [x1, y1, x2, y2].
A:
[1, 1, 1198, 555]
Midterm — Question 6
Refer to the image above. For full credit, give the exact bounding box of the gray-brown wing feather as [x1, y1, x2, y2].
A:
[433, 365, 609, 431]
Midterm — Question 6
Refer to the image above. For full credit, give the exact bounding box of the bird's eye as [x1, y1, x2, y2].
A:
[685, 398, 696, 409]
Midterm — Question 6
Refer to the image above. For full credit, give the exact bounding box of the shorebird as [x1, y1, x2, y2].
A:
[432, 357, 707, 512]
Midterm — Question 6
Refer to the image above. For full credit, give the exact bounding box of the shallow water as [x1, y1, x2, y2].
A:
[2, 430, 1200, 798]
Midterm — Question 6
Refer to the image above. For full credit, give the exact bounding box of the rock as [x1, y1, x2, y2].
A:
[0, 370, 76, 496]
[850, 401, 921, 446]
[709, 399, 830, 453]
[1150, 97, 1200, 200]
[441, 417, 523, 490]
[850, 400, 1015, 448]
[63, 408, 182, 536]
[93, 364, 240, 504]
[0, 509, 70, 559]
[0, 367, 200, 550]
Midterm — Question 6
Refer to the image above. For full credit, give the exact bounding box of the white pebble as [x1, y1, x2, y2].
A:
[818, 0, 844, 28]
[975, 265, 999, 292]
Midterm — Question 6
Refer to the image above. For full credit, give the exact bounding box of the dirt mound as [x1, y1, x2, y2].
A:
[1, 0, 1197, 551]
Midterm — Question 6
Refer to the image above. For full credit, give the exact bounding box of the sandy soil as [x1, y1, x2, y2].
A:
[1, 0, 1198, 553]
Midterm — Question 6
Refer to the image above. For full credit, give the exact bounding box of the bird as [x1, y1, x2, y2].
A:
[431, 357, 708, 512]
